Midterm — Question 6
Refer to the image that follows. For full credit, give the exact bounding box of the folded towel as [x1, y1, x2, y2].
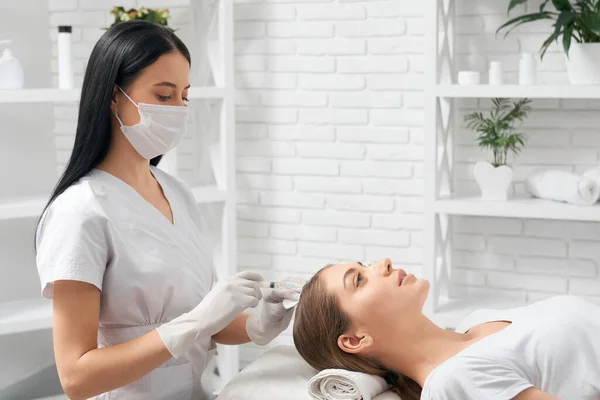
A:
[307, 369, 389, 400]
[524, 170, 600, 206]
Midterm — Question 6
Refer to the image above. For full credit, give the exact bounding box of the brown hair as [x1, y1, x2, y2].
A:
[293, 266, 422, 400]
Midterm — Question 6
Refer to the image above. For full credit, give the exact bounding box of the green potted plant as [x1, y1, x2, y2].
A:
[497, 0, 600, 84]
[464, 98, 531, 201]
[108, 7, 174, 31]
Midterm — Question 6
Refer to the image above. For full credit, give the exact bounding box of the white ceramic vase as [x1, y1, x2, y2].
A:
[566, 43, 600, 85]
[473, 161, 513, 201]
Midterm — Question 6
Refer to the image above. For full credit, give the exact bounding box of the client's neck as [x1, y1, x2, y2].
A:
[372, 314, 473, 387]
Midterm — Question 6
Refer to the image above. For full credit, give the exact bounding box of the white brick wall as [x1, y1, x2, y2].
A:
[47, 0, 600, 371]
[233, 0, 425, 366]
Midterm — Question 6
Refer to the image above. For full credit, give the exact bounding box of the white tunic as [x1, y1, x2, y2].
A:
[421, 295, 600, 399]
[36, 167, 217, 400]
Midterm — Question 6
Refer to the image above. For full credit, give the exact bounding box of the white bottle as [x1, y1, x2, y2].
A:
[0, 40, 25, 90]
[519, 53, 536, 85]
[57, 26, 73, 90]
[489, 61, 503, 85]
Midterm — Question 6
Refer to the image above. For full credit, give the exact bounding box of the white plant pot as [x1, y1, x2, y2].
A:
[566, 43, 600, 85]
[473, 161, 513, 201]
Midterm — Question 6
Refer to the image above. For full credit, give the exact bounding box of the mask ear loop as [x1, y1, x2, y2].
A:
[114, 85, 139, 127]
[113, 110, 125, 127]
[117, 85, 139, 108]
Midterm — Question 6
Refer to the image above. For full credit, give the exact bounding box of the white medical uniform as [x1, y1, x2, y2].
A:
[421, 295, 600, 400]
[36, 166, 217, 400]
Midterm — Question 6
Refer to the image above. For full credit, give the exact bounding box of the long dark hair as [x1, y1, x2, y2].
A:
[293, 266, 422, 400]
[36, 20, 190, 238]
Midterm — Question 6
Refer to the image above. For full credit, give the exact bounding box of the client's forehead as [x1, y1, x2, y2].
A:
[320, 262, 359, 294]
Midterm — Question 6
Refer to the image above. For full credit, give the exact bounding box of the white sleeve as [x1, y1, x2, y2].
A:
[425, 356, 533, 400]
[36, 202, 108, 299]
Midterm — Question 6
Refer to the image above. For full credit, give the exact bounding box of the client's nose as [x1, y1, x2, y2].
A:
[376, 258, 393, 276]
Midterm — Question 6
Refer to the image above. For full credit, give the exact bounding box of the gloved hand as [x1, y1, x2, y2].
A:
[246, 277, 305, 346]
[156, 271, 264, 358]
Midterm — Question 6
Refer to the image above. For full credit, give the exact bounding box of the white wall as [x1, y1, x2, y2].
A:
[232, 0, 425, 365]
[0, 0, 58, 390]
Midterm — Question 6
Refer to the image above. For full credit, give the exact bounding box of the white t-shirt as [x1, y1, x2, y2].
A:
[36, 167, 217, 400]
[421, 295, 600, 400]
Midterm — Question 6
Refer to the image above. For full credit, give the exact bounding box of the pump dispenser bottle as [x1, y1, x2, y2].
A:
[0, 40, 25, 90]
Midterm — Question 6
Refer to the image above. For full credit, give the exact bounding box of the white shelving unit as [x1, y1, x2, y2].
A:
[435, 196, 600, 222]
[0, 88, 80, 103]
[0, 185, 227, 221]
[424, 0, 600, 329]
[205, 0, 240, 389]
[1, 0, 238, 395]
[0, 196, 48, 220]
[0, 300, 53, 336]
[0, 86, 225, 104]
[435, 84, 600, 99]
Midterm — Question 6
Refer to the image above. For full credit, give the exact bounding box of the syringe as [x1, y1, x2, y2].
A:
[261, 278, 306, 309]
[268, 280, 304, 291]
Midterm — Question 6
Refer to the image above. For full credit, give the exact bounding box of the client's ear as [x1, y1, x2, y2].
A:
[337, 332, 373, 354]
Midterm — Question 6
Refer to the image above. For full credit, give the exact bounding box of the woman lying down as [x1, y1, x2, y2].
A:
[292, 258, 600, 400]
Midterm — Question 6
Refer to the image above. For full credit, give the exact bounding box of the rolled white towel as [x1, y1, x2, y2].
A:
[524, 169, 600, 206]
[583, 169, 600, 202]
[307, 369, 389, 400]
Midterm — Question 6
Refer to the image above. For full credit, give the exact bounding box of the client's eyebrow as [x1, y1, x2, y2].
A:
[343, 267, 357, 289]
[153, 81, 191, 89]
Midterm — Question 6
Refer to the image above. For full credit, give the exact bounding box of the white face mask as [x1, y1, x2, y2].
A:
[113, 85, 189, 160]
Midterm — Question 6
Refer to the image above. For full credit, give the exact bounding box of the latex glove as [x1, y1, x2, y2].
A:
[156, 271, 264, 358]
[246, 278, 304, 346]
